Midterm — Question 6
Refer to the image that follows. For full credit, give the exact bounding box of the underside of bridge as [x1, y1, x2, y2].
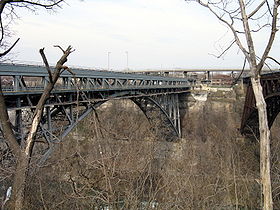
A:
[4, 89, 189, 164]
[241, 72, 280, 137]
[0, 63, 194, 164]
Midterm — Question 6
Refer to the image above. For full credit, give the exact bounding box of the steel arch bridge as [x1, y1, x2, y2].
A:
[241, 72, 280, 136]
[0, 63, 195, 160]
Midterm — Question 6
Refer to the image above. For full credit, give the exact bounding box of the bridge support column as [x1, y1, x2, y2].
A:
[132, 93, 183, 140]
[169, 93, 181, 137]
[15, 98, 22, 142]
[46, 106, 52, 142]
[14, 76, 20, 91]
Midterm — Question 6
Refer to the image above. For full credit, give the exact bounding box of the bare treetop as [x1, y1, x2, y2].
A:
[0, 0, 65, 60]
[186, 1, 280, 209]
[187, 0, 279, 74]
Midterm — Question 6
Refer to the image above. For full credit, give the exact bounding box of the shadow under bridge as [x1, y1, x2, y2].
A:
[0, 63, 194, 162]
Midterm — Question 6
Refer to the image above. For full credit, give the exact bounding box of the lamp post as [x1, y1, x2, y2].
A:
[107, 52, 111, 71]
[125, 51, 128, 70]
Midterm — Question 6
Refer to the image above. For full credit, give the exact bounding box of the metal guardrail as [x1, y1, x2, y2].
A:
[0, 63, 196, 96]
[0, 63, 193, 81]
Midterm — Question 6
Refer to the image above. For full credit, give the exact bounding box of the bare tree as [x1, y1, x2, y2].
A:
[185, 0, 280, 209]
[9, 46, 74, 209]
[0, 1, 73, 209]
[0, 0, 64, 59]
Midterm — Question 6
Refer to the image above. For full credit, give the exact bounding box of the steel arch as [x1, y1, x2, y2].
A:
[37, 90, 183, 163]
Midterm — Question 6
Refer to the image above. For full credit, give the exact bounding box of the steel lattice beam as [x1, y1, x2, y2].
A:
[0, 63, 194, 164]
[241, 72, 280, 136]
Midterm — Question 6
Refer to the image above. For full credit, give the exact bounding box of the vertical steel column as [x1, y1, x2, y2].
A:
[168, 95, 172, 119]
[43, 76, 49, 88]
[206, 71, 210, 81]
[15, 97, 22, 141]
[14, 76, 20, 91]
[163, 94, 167, 111]
[86, 78, 90, 89]
[164, 94, 181, 137]
[46, 106, 52, 141]
[172, 94, 177, 129]
[67, 77, 71, 89]
[175, 94, 181, 137]
[69, 94, 74, 122]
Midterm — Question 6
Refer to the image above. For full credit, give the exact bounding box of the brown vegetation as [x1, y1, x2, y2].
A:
[0, 87, 278, 209]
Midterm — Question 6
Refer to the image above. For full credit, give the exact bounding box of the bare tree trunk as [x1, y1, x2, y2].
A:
[6, 46, 73, 210]
[185, 0, 278, 208]
[10, 87, 52, 209]
[9, 152, 29, 209]
[0, 88, 20, 157]
[251, 77, 273, 209]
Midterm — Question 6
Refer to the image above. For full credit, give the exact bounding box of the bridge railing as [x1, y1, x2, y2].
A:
[2, 82, 195, 95]
[0, 63, 197, 95]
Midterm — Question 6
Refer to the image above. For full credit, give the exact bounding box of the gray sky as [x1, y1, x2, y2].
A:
[10, 0, 280, 70]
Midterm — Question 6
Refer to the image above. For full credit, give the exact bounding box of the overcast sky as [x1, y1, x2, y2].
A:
[9, 0, 280, 70]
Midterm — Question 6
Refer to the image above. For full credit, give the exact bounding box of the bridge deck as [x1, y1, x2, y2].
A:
[0, 63, 193, 81]
[0, 63, 195, 110]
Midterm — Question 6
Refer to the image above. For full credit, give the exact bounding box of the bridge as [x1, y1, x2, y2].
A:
[130, 68, 280, 139]
[0, 63, 196, 160]
[241, 72, 280, 136]
[2, 63, 278, 160]
[131, 68, 279, 73]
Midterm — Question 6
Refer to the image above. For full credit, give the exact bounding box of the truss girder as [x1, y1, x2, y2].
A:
[0, 63, 195, 97]
[8, 90, 186, 164]
[241, 72, 280, 136]
[0, 64, 193, 163]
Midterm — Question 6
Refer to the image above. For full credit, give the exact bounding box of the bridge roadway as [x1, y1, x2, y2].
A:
[0, 63, 195, 97]
[130, 68, 279, 74]
[0, 63, 196, 162]
[2, 63, 280, 162]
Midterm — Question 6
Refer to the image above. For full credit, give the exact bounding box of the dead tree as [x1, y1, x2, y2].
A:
[2, 46, 74, 209]
[185, 0, 280, 209]
[0, 1, 68, 209]
[14, 46, 74, 209]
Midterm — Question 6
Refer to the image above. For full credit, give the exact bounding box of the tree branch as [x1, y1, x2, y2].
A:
[39, 48, 53, 83]
[238, 0, 258, 74]
[257, 0, 279, 74]
[191, 0, 250, 61]
[248, 0, 266, 18]
[0, 38, 19, 57]
[210, 39, 236, 59]
[266, 0, 273, 17]
[0, 88, 20, 158]
[25, 45, 74, 157]
[7, 0, 64, 9]
[53, 45, 65, 53]
[267, 56, 280, 66]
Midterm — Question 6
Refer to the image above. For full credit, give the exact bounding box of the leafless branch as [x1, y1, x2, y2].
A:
[0, 37, 19, 57]
[192, 0, 250, 60]
[8, 0, 64, 10]
[0, 17, 4, 44]
[248, 0, 266, 18]
[266, 0, 273, 17]
[53, 45, 66, 54]
[267, 56, 280, 66]
[231, 57, 246, 86]
[210, 39, 236, 59]
[257, 1, 279, 74]
[39, 48, 53, 83]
